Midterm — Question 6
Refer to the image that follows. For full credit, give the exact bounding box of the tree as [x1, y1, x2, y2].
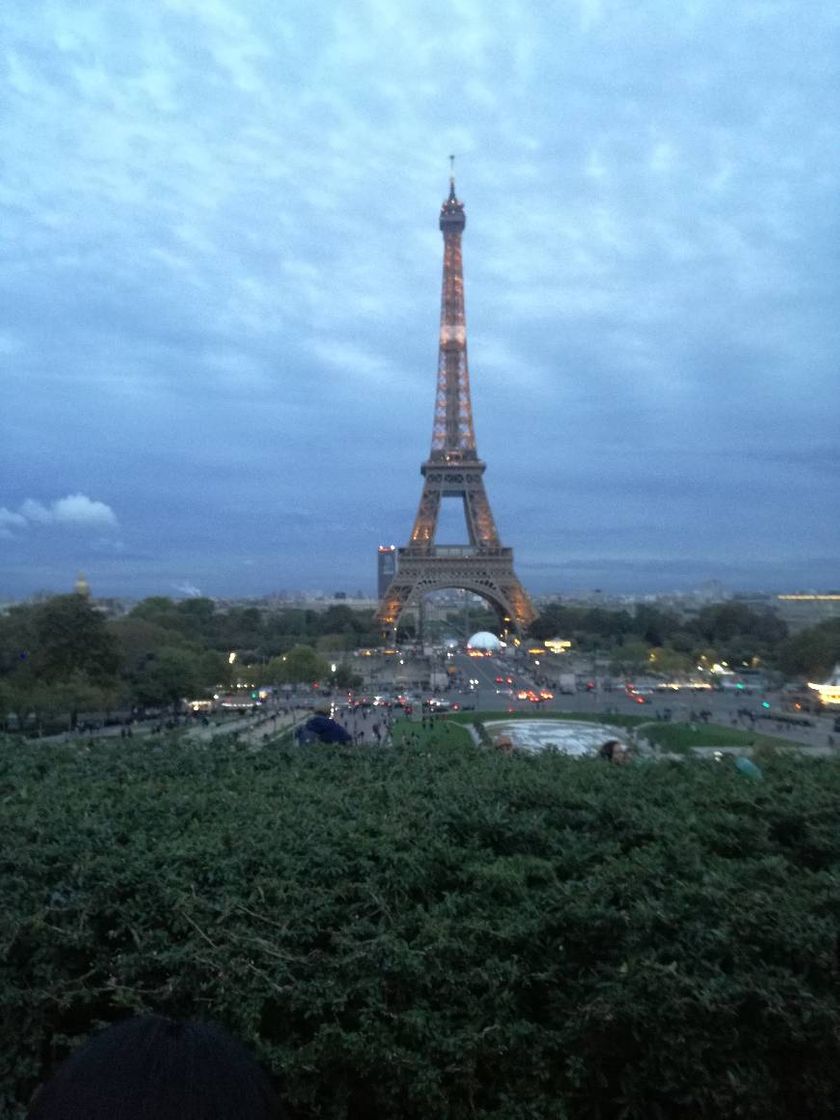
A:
[111, 617, 190, 669]
[266, 645, 330, 686]
[609, 640, 651, 676]
[28, 595, 119, 683]
[693, 603, 788, 647]
[44, 673, 119, 732]
[0, 596, 120, 730]
[130, 647, 204, 711]
[778, 619, 840, 679]
[647, 646, 693, 675]
[631, 605, 682, 647]
[129, 597, 180, 627]
[0, 680, 15, 731]
[333, 664, 363, 690]
[529, 603, 634, 649]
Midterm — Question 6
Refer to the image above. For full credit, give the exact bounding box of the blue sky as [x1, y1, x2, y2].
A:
[2, 0, 838, 600]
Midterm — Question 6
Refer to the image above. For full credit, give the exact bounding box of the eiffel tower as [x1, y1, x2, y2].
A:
[377, 174, 536, 639]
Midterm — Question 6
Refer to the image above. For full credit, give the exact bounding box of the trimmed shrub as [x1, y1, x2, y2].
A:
[2, 735, 840, 1118]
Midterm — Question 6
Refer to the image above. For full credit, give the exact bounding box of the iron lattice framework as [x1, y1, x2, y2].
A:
[377, 178, 536, 637]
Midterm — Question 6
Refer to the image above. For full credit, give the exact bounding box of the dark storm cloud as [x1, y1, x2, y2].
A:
[1, 0, 838, 599]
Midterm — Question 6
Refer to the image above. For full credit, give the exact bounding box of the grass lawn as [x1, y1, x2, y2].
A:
[390, 715, 474, 748]
[640, 721, 802, 753]
[391, 712, 803, 756]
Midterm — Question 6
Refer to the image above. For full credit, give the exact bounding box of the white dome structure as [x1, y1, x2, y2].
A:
[467, 630, 503, 651]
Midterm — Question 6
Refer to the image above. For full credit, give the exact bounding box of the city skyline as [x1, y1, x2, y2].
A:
[2, 2, 838, 601]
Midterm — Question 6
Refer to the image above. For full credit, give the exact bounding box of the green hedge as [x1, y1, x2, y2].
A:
[2, 735, 840, 1118]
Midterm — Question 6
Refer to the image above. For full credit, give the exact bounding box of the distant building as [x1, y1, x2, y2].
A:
[775, 594, 840, 632]
[377, 545, 397, 599]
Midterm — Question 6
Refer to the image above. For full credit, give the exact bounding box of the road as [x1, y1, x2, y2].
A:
[445, 653, 837, 749]
[18, 664, 835, 753]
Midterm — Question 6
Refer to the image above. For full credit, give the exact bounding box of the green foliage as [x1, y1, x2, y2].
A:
[646, 646, 693, 674]
[0, 596, 119, 727]
[693, 602, 787, 647]
[332, 665, 363, 690]
[28, 596, 120, 683]
[3, 738, 840, 1118]
[530, 600, 791, 671]
[778, 619, 840, 679]
[530, 604, 634, 646]
[129, 646, 206, 709]
[607, 639, 651, 674]
[266, 645, 331, 686]
[1, 596, 382, 721]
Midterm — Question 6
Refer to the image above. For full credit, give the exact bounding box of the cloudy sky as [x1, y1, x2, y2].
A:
[2, 0, 838, 602]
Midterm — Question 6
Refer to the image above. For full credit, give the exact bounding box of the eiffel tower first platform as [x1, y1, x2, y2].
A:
[377, 175, 536, 640]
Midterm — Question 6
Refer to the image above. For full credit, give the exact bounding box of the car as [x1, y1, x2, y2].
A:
[425, 697, 452, 712]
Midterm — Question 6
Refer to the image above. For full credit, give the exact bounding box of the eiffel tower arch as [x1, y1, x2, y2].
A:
[377, 175, 536, 641]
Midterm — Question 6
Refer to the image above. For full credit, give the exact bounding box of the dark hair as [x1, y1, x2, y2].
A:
[28, 1014, 282, 1119]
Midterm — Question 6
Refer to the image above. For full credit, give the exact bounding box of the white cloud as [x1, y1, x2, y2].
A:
[0, 507, 27, 528]
[15, 494, 119, 530]
[0, 507, 27, 538]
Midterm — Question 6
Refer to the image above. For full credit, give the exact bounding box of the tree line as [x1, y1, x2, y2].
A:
[531, 599, 840, 678]
[0, 595, 377, 731]
[1, 593, 838, 731]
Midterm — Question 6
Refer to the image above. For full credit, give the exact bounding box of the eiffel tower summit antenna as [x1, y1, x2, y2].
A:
[376, 173, 536, 640]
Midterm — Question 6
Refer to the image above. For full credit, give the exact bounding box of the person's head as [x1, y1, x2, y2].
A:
[28, 1014, 282, 1120]
[600, 739, 617, 760]
[612, 741, 630, 765]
